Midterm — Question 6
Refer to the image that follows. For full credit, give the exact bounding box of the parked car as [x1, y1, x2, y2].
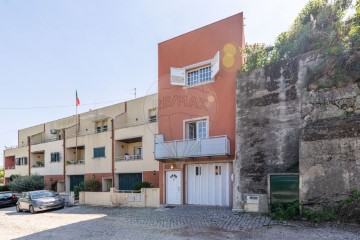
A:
[16, 190, 65, 214]
[0, 191, 18, 208]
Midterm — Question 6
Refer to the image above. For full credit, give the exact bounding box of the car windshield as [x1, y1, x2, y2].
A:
[30, 191, 55, 199]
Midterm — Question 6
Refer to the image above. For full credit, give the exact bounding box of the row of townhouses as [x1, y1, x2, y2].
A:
[4, 13, 245, 208]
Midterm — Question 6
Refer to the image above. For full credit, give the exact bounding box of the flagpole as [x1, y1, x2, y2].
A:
[75, 91, 78, 164]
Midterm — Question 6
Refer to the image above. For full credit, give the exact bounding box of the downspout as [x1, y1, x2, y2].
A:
[111, 118, 115, 188]
[27, 136, 31, 176]
[63, 129, 66, 192]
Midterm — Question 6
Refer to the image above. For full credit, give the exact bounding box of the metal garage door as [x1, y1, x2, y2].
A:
[187, 163, 231, 206]
[119, 173, 142, 190]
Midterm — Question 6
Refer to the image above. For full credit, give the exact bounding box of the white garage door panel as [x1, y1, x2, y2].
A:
[187, 163, 231, 206]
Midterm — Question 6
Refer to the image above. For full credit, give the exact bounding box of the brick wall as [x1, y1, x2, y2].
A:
[143, 171, 159, 188]
[44, 175, 64, 190]
[85, 173, 113, 191]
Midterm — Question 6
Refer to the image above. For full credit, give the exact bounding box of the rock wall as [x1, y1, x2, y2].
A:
[234, 50, 360, 212]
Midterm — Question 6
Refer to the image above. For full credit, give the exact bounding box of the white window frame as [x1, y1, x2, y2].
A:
[170, 51, 220, 87]
[183, 116, 209, 140]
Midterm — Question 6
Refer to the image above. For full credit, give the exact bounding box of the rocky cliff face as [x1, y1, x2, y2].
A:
[233, 50, 360, 212]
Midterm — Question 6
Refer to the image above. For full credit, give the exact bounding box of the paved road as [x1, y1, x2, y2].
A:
[0, 205, 359, 239]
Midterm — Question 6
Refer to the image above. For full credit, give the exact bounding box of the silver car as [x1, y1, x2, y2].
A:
[16, 190, 65, 214]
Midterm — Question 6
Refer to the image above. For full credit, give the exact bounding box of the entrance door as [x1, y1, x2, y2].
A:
[166, 171, 181, 204]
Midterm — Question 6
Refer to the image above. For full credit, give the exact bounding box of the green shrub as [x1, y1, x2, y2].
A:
[0, 185, 10, 191]
[9, 174, 21, 182]
[269, 202, 300, 221]
[132, 181, 152, 191]
[74, 182, 84, 199]
[336, 188, 360, 223]
[84, 179, 101, 192]
[302, 208, 336, 222]
[8, 175, 45, 192]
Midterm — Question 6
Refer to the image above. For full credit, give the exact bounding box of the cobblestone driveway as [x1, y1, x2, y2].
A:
[1, 205, 359, 239]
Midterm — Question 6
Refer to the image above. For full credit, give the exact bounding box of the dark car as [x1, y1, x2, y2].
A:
[0, 191, 18, 208]
[16, 190, 65, 214]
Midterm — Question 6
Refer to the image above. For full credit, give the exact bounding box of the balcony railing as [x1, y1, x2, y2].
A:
[65, 128, 112, 139]
[66, 160, 85, 165]
[115, 155, 142, 161]
[154, 135, 230, 160]
[5, 166, 15, 170]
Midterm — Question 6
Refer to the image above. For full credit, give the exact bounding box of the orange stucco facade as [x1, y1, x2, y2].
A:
[157, 13, 245, 205]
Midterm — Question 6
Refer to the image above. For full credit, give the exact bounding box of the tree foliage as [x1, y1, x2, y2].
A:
[8, 175, 45, 192]
[242, 0, 357, 73]
[0, 168, 4, 180]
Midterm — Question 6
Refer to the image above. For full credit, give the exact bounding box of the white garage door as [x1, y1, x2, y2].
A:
[187, 163, 232, 206]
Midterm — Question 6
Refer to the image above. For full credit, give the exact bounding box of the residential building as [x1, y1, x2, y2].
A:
[3, 94, 159, 192]
[155, 13, 245, 206]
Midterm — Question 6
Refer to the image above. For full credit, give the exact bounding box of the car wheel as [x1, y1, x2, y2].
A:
[16, 204, 22, 212]
[29, 205, 36, 214]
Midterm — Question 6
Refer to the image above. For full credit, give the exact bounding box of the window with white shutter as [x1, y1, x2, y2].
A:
[170, 67, 186, 86]
[211, 51, 220, 79]
[170, 51, 220, 87]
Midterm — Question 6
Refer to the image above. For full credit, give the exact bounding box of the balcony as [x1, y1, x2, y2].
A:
[154, 135, 230, 160]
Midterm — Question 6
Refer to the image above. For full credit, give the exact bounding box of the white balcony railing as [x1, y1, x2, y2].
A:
[154, 135, 230, 160]
[115, 155, 142, 161]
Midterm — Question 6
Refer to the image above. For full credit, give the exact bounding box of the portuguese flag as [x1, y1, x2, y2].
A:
[76, 90, 80, 106]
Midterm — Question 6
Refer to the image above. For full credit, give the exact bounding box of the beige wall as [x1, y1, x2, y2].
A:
[4, 146, 28, 158]
[5, 165, 28, 178]
[126, 94, 157, 125]
[83, 131, 112, 174]
[18, 124, 44, 146]
[79, 188, 160, 207]
[66, 164, 85, 175]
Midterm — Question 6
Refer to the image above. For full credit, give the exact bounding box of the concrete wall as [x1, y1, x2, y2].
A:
[234, 50, 360, 212]
[300, 114, 360, 208]
[79, 188, 160, 207]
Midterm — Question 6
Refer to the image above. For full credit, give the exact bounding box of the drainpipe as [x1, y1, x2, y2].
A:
[28, 136, 31, 176]
[111, 118, 115, 188]
[63, 129, 66, 192]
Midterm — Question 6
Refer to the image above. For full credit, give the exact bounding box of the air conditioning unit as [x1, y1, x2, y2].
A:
[50, 129, 57, 134]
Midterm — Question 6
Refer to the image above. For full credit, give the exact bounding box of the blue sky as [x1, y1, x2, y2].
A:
[0, 0, 310, 166]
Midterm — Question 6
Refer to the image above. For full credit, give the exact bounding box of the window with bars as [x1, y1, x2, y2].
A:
[93, 147, 105, 158]
[187, 66, 212, 86]
[50, 152, 60, 162]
